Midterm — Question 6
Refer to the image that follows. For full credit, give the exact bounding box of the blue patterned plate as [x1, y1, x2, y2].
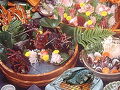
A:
[104, 81, 120, 90]
[45, 67, 103, 90]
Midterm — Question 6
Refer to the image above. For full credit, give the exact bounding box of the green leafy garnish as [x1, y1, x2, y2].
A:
[40, 16, 61, 28]
[0, 31, 13, 48]
[90, 0, 99, 7]
[59, 53, 70, 64]
[0, 31, 13, 61]
[74, 27, 115, 52]
[7, 19, 22, 33]
[7, 19, 31, 42]
[60, 23, 76, 37]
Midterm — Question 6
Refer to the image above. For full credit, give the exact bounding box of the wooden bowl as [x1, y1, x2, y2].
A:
[0, 44, 79, 88]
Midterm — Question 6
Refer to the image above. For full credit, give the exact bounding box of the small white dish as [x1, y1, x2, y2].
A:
[1, 84, 16, 90]
[104, 81, 120, 90]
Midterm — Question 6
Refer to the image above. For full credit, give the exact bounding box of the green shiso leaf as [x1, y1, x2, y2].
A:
[40, 16, 61, 28]
[60, 23, 76, 37]
[59, 53, 69, 64]
[90, 0, 99, 7]
[0, 31, 13, 48]
[0, 31, 13, 61]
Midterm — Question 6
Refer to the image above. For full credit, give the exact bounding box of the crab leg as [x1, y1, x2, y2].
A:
[0, 5, 13, 25]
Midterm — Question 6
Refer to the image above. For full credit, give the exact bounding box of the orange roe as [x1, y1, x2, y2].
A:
[99, 0, 107, 2]
[40, 50, 48, 55]
[74, 4, 80, 9]
[95, 56, 101, 61]
[102, 67, 110, 74]
[118, 68, 120, 72]
[102, 52, 110, 57]
[111, 69, 119, 73]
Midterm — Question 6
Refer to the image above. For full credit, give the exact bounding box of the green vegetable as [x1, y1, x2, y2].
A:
[7, 19, 27, 42]
[74, 27, 115, 52]
[0, 31, 13, 61]
[90, 0, 99, 7]
[40, 16, 61, 28]
[60, 23, 76, 37]
[59, 53, 70, 64]
[8, 19, 22, 33]
[0, 31, 13, 48]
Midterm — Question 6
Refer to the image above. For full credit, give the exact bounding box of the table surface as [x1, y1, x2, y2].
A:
[0, 0, 119, 90]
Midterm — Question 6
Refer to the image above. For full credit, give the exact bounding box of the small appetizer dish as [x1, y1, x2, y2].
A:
[45, 67, 103, 90]
[104, 81, 120, 90]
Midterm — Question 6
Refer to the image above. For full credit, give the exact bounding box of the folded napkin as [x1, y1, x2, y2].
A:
[27, 85, 41, 90]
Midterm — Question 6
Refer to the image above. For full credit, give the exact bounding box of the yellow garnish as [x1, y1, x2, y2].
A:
[25, 51, 31, 57]
[87, 20, 93, 25]
[100, 11, 108, 16]
[66, 16, 72, 21]
[79, 3, 85, 7]
[2, 25, 9, 31]
[71, 87, 79, 90]
[53, 50, 59, 54]
[42, 55, 49, 61]
[63, 13, 68, 18]
[85, 11, 91, 16]
[38, 31, 43, 34]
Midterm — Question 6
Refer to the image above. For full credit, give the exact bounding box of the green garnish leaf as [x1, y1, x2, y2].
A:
[40, 16, 61, 28]
[0, 31, 13, 48]
[74, 27, 115, 52]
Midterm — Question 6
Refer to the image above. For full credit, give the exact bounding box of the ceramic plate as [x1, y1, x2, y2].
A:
[45, 67, 103, 90]
[104, 81, 120, 90]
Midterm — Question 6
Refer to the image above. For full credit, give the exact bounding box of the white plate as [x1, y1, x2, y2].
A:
[1, 84, 16, 90]
[104, 81, 120, 90]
